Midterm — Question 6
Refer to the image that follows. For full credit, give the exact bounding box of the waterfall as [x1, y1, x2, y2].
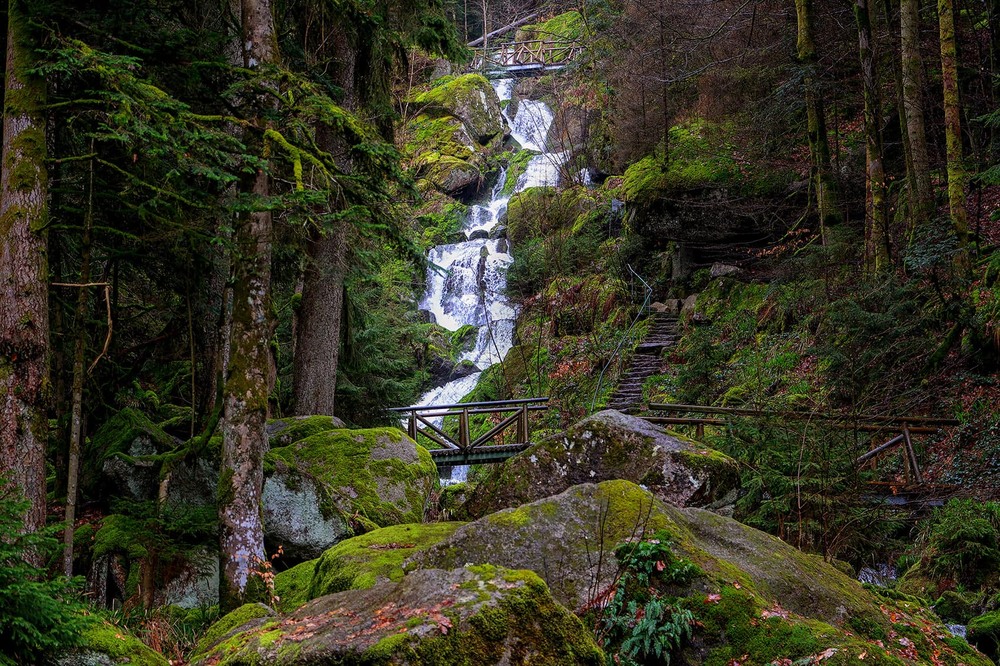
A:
[412, 77, 566, 484]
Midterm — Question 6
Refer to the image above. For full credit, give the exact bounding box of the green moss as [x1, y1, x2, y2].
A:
[414, 74, 493, 115]
[84, 408, 176, 493]
[93, 514, 149, 560]
[272, 559, 317, 613]
[309, 522, 465, 599]
[268, 416, 344, 448]
[191, 602, 275, 660]
[516, 11, 586, 44]
[76, 621, 170, 666]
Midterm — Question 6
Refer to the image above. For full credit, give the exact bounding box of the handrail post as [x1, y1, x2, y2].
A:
[459, 407, 471, 451]
[696, 422, 704, 439]
[517, 404, 528, 443]
[408, 410, 417, 441]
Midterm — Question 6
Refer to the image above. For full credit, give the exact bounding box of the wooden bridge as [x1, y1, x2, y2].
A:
[391, 398, 548, 466]
[471, 40, 583, 76]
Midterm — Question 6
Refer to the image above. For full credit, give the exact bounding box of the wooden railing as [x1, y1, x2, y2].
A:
[471, 40, 583, 71]
[390, 398, 548, 466]
[643, 403, 960, 486]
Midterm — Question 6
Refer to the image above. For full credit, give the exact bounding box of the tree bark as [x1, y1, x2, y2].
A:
[0, 0, 49, 537]
[856, 0, 890, 271]
[900, 0, 933, 227]
[219, 0, 277, 612]
[938, 0, 969, 264]
[795, 0, 840, 233]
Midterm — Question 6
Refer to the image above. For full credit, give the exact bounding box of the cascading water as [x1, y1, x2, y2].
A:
[412, 77, 568, 483]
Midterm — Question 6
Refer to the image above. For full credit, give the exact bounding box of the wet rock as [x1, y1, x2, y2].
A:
[461, 410, 739, 519]
[191, 567, 603, 666]
[468, 229, 489, 240]
[488, 223, 507, 239]
[414, 74, 507, 145]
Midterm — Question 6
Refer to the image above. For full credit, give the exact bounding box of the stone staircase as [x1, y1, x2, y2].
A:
[606, 312, 679, 413]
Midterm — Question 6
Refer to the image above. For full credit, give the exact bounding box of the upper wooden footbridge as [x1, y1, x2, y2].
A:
[470, 40, 583, 77]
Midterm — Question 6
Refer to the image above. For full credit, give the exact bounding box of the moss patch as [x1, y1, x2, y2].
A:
[273, 560, 317, 613]
[309, 522, 464, 599]
[73, 620, 170, 666]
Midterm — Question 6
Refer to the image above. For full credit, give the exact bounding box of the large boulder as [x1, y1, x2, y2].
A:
[85, 408, 180, 502]
[262, 427, 437, 559]
[191, 567, 603, 666]
[414, 74, 506, 145]
[411, 481, 990, 665]
[461, 410, 739, 519]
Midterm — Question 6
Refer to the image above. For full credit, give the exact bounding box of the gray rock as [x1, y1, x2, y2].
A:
[680, 293, 699, 318]
[158, 547, 219, 609]
[263, 471, 352, 560]
[468, 229, 489, 241]
[461, 410, 739, 519]
[710, 263, 741, 278]
[488, 223, 507, 239]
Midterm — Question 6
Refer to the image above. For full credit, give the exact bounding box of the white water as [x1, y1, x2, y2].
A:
[411, 78, 566, 484]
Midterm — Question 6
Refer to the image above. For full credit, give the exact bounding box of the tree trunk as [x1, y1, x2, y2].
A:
[293, 227, 346, 416]
[219, 0, 277, 612]
[938, 0, 969, 264]
[900, 0, 933, 227]
[63, 156, 94, 577]
[292, 28, 356, 417]
[0, 0, 49, 537]
[856, 0, 890, 271]
[795, 0, 840, 234]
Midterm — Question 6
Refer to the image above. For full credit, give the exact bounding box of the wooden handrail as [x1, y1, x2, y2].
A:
[646, 402, 959, 426]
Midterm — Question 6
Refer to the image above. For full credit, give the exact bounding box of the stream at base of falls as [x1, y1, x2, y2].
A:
[411, 77, 568, 485]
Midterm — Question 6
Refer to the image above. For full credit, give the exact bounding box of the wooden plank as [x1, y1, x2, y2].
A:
[903, 425, 923, 485]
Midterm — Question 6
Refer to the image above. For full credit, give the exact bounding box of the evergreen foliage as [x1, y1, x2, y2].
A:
[0, 483, 92, 664]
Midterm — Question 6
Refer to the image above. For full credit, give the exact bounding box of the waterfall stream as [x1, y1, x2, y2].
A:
[412, 77, 567, 484]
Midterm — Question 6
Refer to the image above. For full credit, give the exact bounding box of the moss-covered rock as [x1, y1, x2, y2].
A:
[414, 74, 506, 145]
[190, 603, 277, 662]
[263, 428, 437, 559]
[461, 410, 739, 519]
[55, 620, 170, 666]
[85, 408, 179, 502]
[969, 610, 1000, 662]
[190, 566, 603, 666]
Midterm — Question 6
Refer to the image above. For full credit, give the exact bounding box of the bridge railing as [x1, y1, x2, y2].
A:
[389, 398, 549, 465]
[471, 40, 582, 70]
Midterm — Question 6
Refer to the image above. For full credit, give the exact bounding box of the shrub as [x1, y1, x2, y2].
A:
[0, 483, 92, 664]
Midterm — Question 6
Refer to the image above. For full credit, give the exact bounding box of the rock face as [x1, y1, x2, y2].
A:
[264, 427, 437, 559]
[191, 567, 604, 666]
[56, 621, 170, 666]
[461, 410, 739, 519]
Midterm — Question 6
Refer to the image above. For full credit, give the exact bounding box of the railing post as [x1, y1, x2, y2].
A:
[459, 407, 471, 451]
[517, 404, 528, 444]
[696, 421, 704, 439]
[408, 410, 417, 441]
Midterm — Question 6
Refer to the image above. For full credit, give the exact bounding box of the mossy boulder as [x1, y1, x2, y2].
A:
[263, 428, 437, 559]
[414, 74, 506, 145]
[55, 621, 169, 666]
[969, 610, 1000, 661]
[272, 522, 464, 614]
[410, 481, 989, 665]
[85, 408, 179, 502]
[190, 567, 603, 666]
[461, 410, 739, 519]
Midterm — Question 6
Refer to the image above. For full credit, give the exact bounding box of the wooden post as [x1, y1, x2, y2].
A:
[459, 407, 471, 451]
[408, 411, 417, 440]
[903, 424, 923, 485]
[696, 422, 705, 439]
[517, 404, 529, 444]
